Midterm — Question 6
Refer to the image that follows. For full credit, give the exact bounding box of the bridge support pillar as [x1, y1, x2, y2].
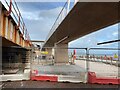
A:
[54, 43, 68, 63]
[47, 48, 52, 56]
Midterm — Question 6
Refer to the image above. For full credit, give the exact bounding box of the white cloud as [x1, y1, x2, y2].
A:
[69, 34, 98, 48]
[19, 6, 65, 40]
[38, 7, 65, 19]
[21, 11, 42, 20]
[20, 7, 66, 21]
[69, 24, 118, 48]
[112, 31, 118, 36]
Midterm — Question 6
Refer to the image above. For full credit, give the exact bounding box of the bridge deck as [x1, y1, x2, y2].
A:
[44, 2, 119, 47]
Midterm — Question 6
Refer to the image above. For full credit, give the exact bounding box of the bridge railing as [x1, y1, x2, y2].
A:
[88, 48, 120, 67]
[39, 47, 120, 68]
[1, 0, 31, 43]
[45, 0, 78, 44]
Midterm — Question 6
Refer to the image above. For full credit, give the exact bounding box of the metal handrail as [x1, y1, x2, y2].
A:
[3, 0, 31, 42]
[13, 0, 26, 30]
[90, 48, 120, 50]
[45, 1, 68, 43]
[12, 0, 28, 40]
[44, 0, 78, 45]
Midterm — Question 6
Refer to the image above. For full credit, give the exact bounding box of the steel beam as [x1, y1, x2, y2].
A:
[31, 40, 45, 42]
[97, 39, 120, 45]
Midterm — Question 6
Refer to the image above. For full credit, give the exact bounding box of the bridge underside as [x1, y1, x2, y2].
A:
[44, 2, 119, 47]
[2, 36, 19, 47]
[0, 2, 31, 75]
[1, 36, 31, 75]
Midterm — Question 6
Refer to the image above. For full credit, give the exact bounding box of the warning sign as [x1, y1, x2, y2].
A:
[41, 51, 48, 54]
[113, 53, 118, 61]
[114, 54, 118, 58]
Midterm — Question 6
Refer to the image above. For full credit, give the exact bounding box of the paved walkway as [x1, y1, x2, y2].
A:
[32, 64, 86, 75]
[31, 60, 87, 83]
[75, 60, 119, 78]
[32, 59, 119, 78]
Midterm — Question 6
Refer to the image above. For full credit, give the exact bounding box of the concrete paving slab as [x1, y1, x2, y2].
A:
[75, 60, 119, 78]
[32, 64, 86, 75]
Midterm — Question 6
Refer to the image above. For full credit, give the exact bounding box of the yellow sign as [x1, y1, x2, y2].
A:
[41, 51, 48, 54]
[114, 54, 118, 58]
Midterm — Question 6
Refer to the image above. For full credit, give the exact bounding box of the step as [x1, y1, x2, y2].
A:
[0, 69, 30, 81]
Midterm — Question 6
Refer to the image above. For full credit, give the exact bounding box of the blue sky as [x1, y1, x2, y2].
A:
[69, 23, 118, 48]
[16, 1, 119, 49]
[17, 2, 67, 40]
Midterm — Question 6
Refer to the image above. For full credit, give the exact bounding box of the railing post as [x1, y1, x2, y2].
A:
[22, 23, 25, 35]
[85, 48, 90, 83]
[86, 48, 90, 72]
[67, 0, 70, 14]
[25, 29, 27, 40]
[5, 0, 12, 16]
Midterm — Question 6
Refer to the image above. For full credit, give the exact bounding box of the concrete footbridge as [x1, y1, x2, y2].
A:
[43, 0, 120, 63]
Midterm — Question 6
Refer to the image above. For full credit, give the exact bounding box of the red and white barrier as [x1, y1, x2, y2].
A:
[30, 70, 120, 85]
[30, 70, 58, 82]
[31, 74, 58, 82]
[30, 70, 86, 83]
[88, 72, 120, 85]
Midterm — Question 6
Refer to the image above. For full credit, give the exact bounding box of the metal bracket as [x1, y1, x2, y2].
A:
[15, 13, 20, 30]
[23, 23, 25, 35]
[5, 0, 12, 16]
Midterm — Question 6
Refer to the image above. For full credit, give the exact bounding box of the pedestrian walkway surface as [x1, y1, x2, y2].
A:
[32, 64, 86, 75]
[32, 59, 119, 78]
[31, 59, 119, 83]
[75, 60, 119, 78]
[31, 63, 87, 83]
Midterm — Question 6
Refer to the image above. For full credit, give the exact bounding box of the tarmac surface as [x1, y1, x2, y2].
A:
[1, 80, 119, 89]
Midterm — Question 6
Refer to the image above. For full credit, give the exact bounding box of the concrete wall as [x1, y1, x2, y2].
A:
[47, 48, 52, 55]
[54, 43, 69, 63]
